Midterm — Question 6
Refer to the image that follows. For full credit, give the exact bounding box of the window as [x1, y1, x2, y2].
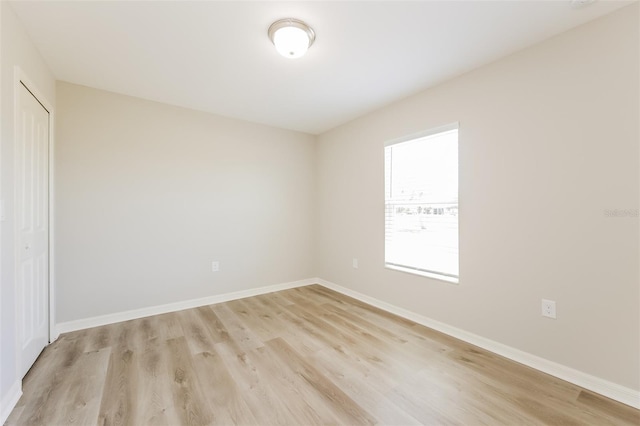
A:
[384, 124, 459, 282]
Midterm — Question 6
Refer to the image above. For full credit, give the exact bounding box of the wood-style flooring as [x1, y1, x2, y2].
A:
[6, 284, 639, 425]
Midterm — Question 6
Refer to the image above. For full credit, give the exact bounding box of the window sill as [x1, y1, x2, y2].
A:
[385, 264, 459, 284]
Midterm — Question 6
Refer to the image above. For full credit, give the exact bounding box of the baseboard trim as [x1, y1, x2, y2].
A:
[1, 380, 22, 425]
[55, 278, 316, 337]
[52, 276, 639, 409]
[316, 278, 640, 409]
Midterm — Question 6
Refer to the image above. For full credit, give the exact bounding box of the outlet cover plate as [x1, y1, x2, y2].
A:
[541, 299, 556, 319]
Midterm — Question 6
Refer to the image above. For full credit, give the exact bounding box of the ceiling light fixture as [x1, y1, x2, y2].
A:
[268, 18, 315, 59]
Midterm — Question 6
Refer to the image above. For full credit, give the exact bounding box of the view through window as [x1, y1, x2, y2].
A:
[384, 125, 459, 280]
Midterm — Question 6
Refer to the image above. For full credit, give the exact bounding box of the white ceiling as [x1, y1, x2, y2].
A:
[10, 0, 633, 135]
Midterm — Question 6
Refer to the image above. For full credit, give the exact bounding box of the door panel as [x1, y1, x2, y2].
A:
[17, 82, 49, 378]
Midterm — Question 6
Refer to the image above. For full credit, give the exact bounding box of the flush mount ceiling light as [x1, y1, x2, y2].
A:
[268, 18, 315, 59]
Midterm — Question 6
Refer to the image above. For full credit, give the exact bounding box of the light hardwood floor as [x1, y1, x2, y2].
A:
[6, 285, 639, 425]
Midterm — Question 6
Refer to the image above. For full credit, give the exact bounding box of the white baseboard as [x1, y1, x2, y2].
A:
[55, 278, 316, 337]
[52, 276, 639, 409]
[316, 278, 640, 410]
[1, 380, 22, 425]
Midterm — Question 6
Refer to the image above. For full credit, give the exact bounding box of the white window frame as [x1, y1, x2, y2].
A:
[384, 122, 459, 284]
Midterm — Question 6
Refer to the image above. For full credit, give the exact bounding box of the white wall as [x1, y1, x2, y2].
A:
[316, 4, 639, 392]
[55, 82, 316, 323]
[0, 1, 56, 418]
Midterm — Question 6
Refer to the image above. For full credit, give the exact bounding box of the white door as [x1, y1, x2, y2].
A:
[16, 82, 50, 378]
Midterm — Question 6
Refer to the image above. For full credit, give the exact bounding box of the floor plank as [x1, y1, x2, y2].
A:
[6, 284, 639, 425]
[130, 337, 181, 426]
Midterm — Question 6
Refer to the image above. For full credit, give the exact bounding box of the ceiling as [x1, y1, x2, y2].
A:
[9, 0, 633, 135]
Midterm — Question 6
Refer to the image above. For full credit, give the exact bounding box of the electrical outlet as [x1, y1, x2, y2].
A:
[570, 0, 596, 9]
[352, 258, 358, 269]
[541, 299, 556, 319]
[211, 261, 220, 272]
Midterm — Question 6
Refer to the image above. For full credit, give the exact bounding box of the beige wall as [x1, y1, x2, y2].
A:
[316, 4, 639, 391]
[0, 0, 56, 411]
[55, 82, 316, 322]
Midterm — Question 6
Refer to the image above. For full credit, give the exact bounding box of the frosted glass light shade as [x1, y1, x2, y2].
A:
[268, 18, 315, 59]
[273, 26, 309, 58]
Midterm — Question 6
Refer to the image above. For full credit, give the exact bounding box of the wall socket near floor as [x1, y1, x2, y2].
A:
[211, 261, 220, 272]
[541, 299, 556, 319]
[352, 258, 359, 269]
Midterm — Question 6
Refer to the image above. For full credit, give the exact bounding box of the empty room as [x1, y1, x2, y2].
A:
[1, 0, 639, 424]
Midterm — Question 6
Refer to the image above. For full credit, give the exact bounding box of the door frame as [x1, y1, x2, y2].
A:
[13, 66, 56, 379]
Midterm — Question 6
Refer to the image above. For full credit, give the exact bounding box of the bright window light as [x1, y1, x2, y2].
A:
[384, 124, 459, 281]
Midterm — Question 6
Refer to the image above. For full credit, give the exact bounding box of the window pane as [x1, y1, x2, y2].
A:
[385, 128, 458, 279]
